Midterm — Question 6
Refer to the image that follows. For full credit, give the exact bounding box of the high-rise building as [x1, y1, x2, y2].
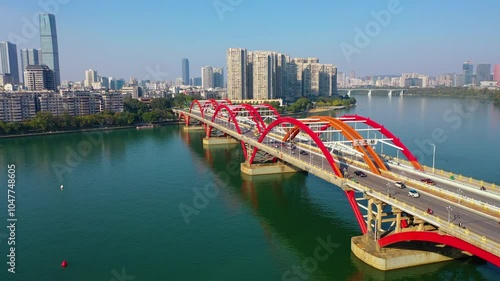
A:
[494, 64, 500, 86]
[182, 58, 189, 85]
[24, 65, 56, 91]
[201, 66, 214, 89]
[476, 64, 491, 84]
[227, 48, 247, 100]
[20, 49, 40, 83]
[213, 68, 224, 88]
[84, 69, 98, 88]
[0, 41, 20, 84]
[462, 61, 474, 85]
[251, 51, 274, 100]
[40, 13, 61, 86]
[192, 77, 202, 86]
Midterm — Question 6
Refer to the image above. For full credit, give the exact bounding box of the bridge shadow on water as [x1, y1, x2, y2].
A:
[179, 129, 500, 281]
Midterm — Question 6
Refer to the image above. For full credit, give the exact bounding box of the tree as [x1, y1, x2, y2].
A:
[124, 97, 148, 114]
[30, 111, 56, 131]
[150, 98, 172, 111]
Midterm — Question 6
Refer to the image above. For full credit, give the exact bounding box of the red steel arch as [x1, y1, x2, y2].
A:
[378, 231, 500, 267]
[261, 103, 281, 119]
[209, 104, 248, 159]
[189, 100, 206, 117]
[239, 104, 267, 134]
[342, 114, 424, 170]
[248, 117, 343, 178]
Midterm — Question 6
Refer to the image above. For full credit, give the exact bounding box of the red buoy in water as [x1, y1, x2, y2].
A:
[61, 260, 68, 267]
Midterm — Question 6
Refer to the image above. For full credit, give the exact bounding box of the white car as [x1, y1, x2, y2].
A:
[408, 189, 420, 198]
[395, 181, 406, 189]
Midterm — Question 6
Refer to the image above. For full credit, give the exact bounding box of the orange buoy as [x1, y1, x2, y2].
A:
[61, 260, 68, 267]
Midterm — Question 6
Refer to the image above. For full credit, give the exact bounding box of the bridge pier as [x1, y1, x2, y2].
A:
[240, 162, 303, 176]
[351, 236, 470, 271]
[203, 137, 239, 145]
[183, 125, 205, 132]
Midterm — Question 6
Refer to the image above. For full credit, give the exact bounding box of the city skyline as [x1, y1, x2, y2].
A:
[1, 1, 499, 81]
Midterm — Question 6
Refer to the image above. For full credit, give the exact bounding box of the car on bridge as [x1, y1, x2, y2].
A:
[408, 189, 420, 198]
[395, 181, 406, 189]
[354, 171, 367, 177]
[420, 178, 436, 185]
[300, 150, 308, 155]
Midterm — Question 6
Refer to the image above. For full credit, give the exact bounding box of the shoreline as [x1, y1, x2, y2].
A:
[0, 121, 182, 139]
[307, 105, 347, 113]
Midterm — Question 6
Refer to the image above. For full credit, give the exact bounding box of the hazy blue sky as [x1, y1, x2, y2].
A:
[1, 0, 499, 81]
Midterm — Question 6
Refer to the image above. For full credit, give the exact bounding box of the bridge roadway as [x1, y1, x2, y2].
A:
[176, 109, 500, 261]
[340, 154, 500, 215]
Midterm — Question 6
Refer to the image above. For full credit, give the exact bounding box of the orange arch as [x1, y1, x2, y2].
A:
[312, 116, 388, 173]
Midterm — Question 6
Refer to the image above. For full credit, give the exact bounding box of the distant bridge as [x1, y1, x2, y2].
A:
[338, 88, 407, 97]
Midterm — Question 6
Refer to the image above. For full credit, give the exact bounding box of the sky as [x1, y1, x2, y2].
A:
[1, 0, 499, 82]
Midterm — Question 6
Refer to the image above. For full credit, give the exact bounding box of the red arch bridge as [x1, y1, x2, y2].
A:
[173, 99, 500, 270]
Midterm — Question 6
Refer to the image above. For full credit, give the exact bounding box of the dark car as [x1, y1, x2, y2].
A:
[420, 178, 436, 185]
[300, 150, 308, 155]
[354, 171, 367, 177]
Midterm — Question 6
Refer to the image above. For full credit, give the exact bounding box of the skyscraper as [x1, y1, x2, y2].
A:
[0, 41, 20, 84]
[20, 49, 40, 71]
[227, 48, 247, 100]
[182, 58, 189, 85]
[494, 64, 500, 86]
[476, 64, 491, 84]
[201, 66, 214, 89]
[40, 13, 61, 86]
[20, 49, 40, 83]
[462, 61, 474, 85]
[84, 69, 98, 88]
[213, 67, 224, 88]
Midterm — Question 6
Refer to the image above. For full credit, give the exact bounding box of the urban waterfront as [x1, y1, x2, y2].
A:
[0, 95, 499, 281]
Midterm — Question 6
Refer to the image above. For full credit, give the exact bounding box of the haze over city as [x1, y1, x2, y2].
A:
[1, 0, 499, 81]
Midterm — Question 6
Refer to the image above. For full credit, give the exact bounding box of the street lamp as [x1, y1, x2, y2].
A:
[457, 188, 463, 203]
[446, 206, 453, 223]
[429, 143, 436, 174]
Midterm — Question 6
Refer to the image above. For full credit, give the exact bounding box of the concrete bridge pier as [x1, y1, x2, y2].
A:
[388, 90, 393, 96]
[202, 136, 239, 145]
[240, 161, 303, 176]
[183, 125, 205, 132]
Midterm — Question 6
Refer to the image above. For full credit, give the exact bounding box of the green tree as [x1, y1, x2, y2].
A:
[150, 98, 172, 111]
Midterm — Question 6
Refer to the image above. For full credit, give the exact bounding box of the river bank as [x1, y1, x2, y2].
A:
[307, 105, 346, 113]
[0, 120, 182, 139]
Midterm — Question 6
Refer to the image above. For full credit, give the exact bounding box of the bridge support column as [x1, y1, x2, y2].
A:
[203, 137, 239, 145]
[394, 209, 402, 233]
[240, 162, 302, 176]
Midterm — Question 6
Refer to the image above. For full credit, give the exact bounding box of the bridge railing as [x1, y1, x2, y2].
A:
[385, 155, 499, 193]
